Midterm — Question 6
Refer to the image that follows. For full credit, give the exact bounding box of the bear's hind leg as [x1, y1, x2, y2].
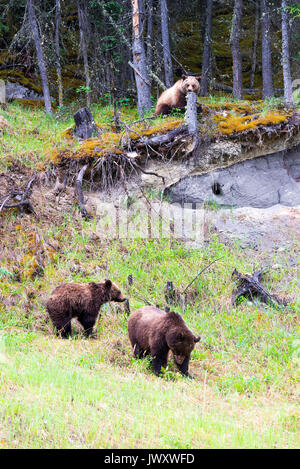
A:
[55, 317, 72, 338]
[133, 343, 149, 359]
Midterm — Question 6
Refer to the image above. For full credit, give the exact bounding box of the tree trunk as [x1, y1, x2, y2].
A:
[200, 0, 207, 44]
[200, 0, 213, 96]
[146, 0, 153, 79]
[27, 0, 52, 114]
[260, 0, 274, 99]
[76, 0, 90, 106]
[55, 0, 63, 107]
[230, 0, 243, 100]
[281, 0, 294, 106]
[131, 0, 152, 116]
[249, 0, 259, 90]
[160, 0, 173, 87]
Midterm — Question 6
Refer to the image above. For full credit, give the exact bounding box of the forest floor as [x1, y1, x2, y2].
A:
[0, 101, 299, 448]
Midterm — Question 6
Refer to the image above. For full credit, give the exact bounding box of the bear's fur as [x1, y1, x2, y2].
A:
[128, 306, 200, 376]
[155, 75, 201, 115]
[46, 279, 127, 338]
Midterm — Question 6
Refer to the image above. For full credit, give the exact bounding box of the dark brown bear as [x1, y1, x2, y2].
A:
[155, 75, 201, 115]
[128, 306, 200, 377]
[46, 279, 128, 338]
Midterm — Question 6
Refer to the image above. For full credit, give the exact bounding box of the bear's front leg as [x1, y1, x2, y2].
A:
[78, 313, 96, 338]
[176, 355, 191, 377]
[151, 347, 169, 376]
[151, 356, 168, 376]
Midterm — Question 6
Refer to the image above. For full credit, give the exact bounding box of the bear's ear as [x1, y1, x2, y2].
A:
[194, 75, 201, 81]
[181, 74, 188, 80]
[104, 279, 112, 289]
[194, 335, 200, 343]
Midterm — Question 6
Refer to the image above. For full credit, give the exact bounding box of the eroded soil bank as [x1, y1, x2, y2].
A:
[165, 145, 300, 208]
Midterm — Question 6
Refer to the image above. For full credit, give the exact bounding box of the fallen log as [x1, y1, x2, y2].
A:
[212, 81, 284, 95]
[136, 124, 188, 148]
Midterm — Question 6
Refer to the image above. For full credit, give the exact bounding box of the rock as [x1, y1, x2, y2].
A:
[5, 81, 42, 100]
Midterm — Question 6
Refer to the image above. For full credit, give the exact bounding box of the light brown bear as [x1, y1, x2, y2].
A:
[155, 75, 201, 115]
[46, 279, 128, 338]
[128, 306, 200, 377]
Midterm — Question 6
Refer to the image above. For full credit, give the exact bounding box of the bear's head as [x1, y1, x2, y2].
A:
[180, 75, 201, 95]
[104, 279, 128, 304]
[166, 327, 200, 365]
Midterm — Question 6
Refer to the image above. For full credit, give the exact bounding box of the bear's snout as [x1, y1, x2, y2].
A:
[115, 295, 127, 303]
[174, 354, 186, 365]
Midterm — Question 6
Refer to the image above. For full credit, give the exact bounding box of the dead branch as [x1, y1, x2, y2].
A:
[128, 61, 151, 87]
[0, 176, 37, 217]
[182, 257, 223, 294]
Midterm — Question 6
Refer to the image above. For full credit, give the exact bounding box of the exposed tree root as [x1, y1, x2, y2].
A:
[74, 164, 92, 220]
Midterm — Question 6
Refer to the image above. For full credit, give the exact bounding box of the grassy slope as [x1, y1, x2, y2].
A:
[0, 102, 299, 448]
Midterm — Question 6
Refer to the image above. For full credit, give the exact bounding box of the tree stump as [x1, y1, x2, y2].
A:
[73, 107, 98, 139]
[185, 91, 198, 135]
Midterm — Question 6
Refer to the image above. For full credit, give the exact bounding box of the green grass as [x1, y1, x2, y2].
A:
[0, 102, 299, 448]
[0, 332, 299, 449]
[0, 225, 299, 448]
[0, 101, 180, 170]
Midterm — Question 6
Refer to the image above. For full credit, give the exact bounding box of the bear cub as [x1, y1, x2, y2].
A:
[155, 75, 201, 115]
[128, 306, 200, 377]
[46, 279, 127, 338]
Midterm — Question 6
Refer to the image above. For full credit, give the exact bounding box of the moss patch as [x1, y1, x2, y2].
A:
[217, 111, 291, 135]
[54, 117, 184, 163]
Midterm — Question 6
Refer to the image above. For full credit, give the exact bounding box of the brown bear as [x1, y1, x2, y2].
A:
[46, 279, 128, 338]
[128, 306, 200, 377]
[155, 75, 201, 115]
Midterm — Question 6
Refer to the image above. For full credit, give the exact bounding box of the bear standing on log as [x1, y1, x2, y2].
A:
[128, 306, 200, 377]
[155, 75, 201, 115]
[46, 279, 128, 338]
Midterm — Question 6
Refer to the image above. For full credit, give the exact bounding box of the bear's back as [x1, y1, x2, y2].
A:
[128, 306, 166, 344]
[46, 283, 93, 315]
